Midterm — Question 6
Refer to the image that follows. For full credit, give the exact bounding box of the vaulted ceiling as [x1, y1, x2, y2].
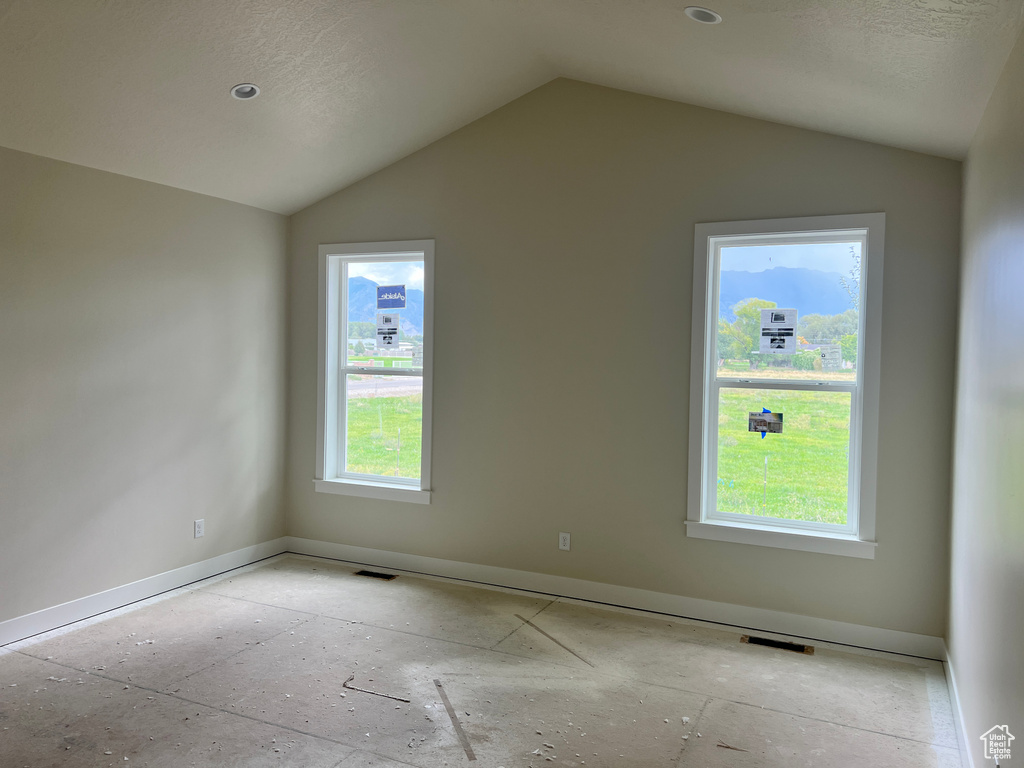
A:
[2, 0, 1022, 214]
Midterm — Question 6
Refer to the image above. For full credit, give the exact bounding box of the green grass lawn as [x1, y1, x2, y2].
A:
[340, 381, 847, 522]
[716, 388, 851, 524]
[346, 394, 422, 479]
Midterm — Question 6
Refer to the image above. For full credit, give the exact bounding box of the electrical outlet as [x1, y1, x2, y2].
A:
[194, 519, 205, 539]
[559, 532, 570, 551]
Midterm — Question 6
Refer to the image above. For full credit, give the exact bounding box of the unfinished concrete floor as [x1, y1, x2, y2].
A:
[1, 555, 962, 767]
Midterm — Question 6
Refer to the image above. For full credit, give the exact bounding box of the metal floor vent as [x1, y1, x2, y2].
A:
[354, 569, 397, 581]
[741, 635, 814, 655]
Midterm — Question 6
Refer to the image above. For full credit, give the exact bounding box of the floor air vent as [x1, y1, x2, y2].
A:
[741, 635, 814, 655]
[354, 570, 397, 580]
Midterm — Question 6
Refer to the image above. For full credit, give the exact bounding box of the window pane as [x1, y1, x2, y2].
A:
[346, 260, 425, 370]
[715, 388, 850, 525]
[346, 374, 422, 480]
[716, 242, 860, 382]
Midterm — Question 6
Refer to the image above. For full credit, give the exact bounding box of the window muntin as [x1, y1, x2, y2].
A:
[688, 215, 883, 554]
[316, 241, 433, 501]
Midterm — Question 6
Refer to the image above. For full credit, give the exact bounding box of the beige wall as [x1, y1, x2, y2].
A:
[286, 79, 961, 637]
[0, 147, 288, 623]
[950, 29, 1024, 763]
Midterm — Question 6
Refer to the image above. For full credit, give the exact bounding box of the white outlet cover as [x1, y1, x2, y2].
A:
[194, 519, 205, 538]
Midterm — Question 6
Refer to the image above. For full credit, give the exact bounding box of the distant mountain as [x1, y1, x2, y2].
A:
[348, 276, 425, 335]
[719, 267, 854, 321]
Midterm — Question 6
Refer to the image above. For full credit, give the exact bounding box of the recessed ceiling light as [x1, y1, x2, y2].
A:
[684, 6, 723, 24]
[230, 83, 261, 100]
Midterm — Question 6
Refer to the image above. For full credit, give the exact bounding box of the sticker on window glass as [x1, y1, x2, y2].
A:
[748, 410, 783, 435]
[376, 285, 406, 309]
[376, 312, 400, 347]
[759, 308, 797, 355]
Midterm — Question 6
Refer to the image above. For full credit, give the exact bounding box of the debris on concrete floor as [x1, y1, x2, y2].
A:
[342, 673, 411, 703]
[717, 739, 749, 752]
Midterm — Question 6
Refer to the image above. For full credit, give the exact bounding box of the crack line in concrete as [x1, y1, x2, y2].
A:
[513, 614, 595, 668]
[487, 599, 557, 649]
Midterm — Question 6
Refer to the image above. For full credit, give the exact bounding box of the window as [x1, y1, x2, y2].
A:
[686, 214, 883, 558]
[315, 240, 434, 504]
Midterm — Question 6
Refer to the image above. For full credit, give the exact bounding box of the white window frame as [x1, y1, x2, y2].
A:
[686, 214, 884, 558]
[315, 239, 434, 504]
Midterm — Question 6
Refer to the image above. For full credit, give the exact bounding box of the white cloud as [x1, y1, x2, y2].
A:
[350, 260, 424, 291]
[722, 242, 860, 275]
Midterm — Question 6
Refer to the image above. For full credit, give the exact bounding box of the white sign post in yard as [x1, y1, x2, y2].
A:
[376, 312, 400, 348]
[759, 308, 798, 355]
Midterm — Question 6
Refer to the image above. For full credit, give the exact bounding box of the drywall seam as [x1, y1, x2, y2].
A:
[285, 537, 945, 659]
[944, 643, 975, 768]
[0, 538, 289, 647]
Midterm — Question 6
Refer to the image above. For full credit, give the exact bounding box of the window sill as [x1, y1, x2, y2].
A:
[685, 520, 875, 559]
[314, 478, 431, 505]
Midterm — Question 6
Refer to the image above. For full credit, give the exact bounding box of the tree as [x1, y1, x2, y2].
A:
[721, 298, 777, 366]
[716, 318, 737, 360]
[792, 349, 819, 371]
[349, 321, 375, 339]
[354, 340, 366, 355]
[840, 334, 857, 366]
[839, 245, 861, 309]
[797, 310, 858, 344]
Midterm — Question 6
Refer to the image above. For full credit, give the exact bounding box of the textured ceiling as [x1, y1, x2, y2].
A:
[1, 0, 1022, 214]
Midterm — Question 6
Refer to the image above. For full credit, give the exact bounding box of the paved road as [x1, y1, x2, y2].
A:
[348, 375, 422, 399]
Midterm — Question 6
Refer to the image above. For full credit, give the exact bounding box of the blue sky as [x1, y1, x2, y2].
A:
[349, 260, 424, 291]
[721, 242, 860, 275]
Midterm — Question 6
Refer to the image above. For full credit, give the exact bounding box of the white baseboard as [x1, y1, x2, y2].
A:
[284, 537, 945, 659]
[0, 538, 289, 647]
[944, 644, 974, 768]
[0, 535, 946, 661]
